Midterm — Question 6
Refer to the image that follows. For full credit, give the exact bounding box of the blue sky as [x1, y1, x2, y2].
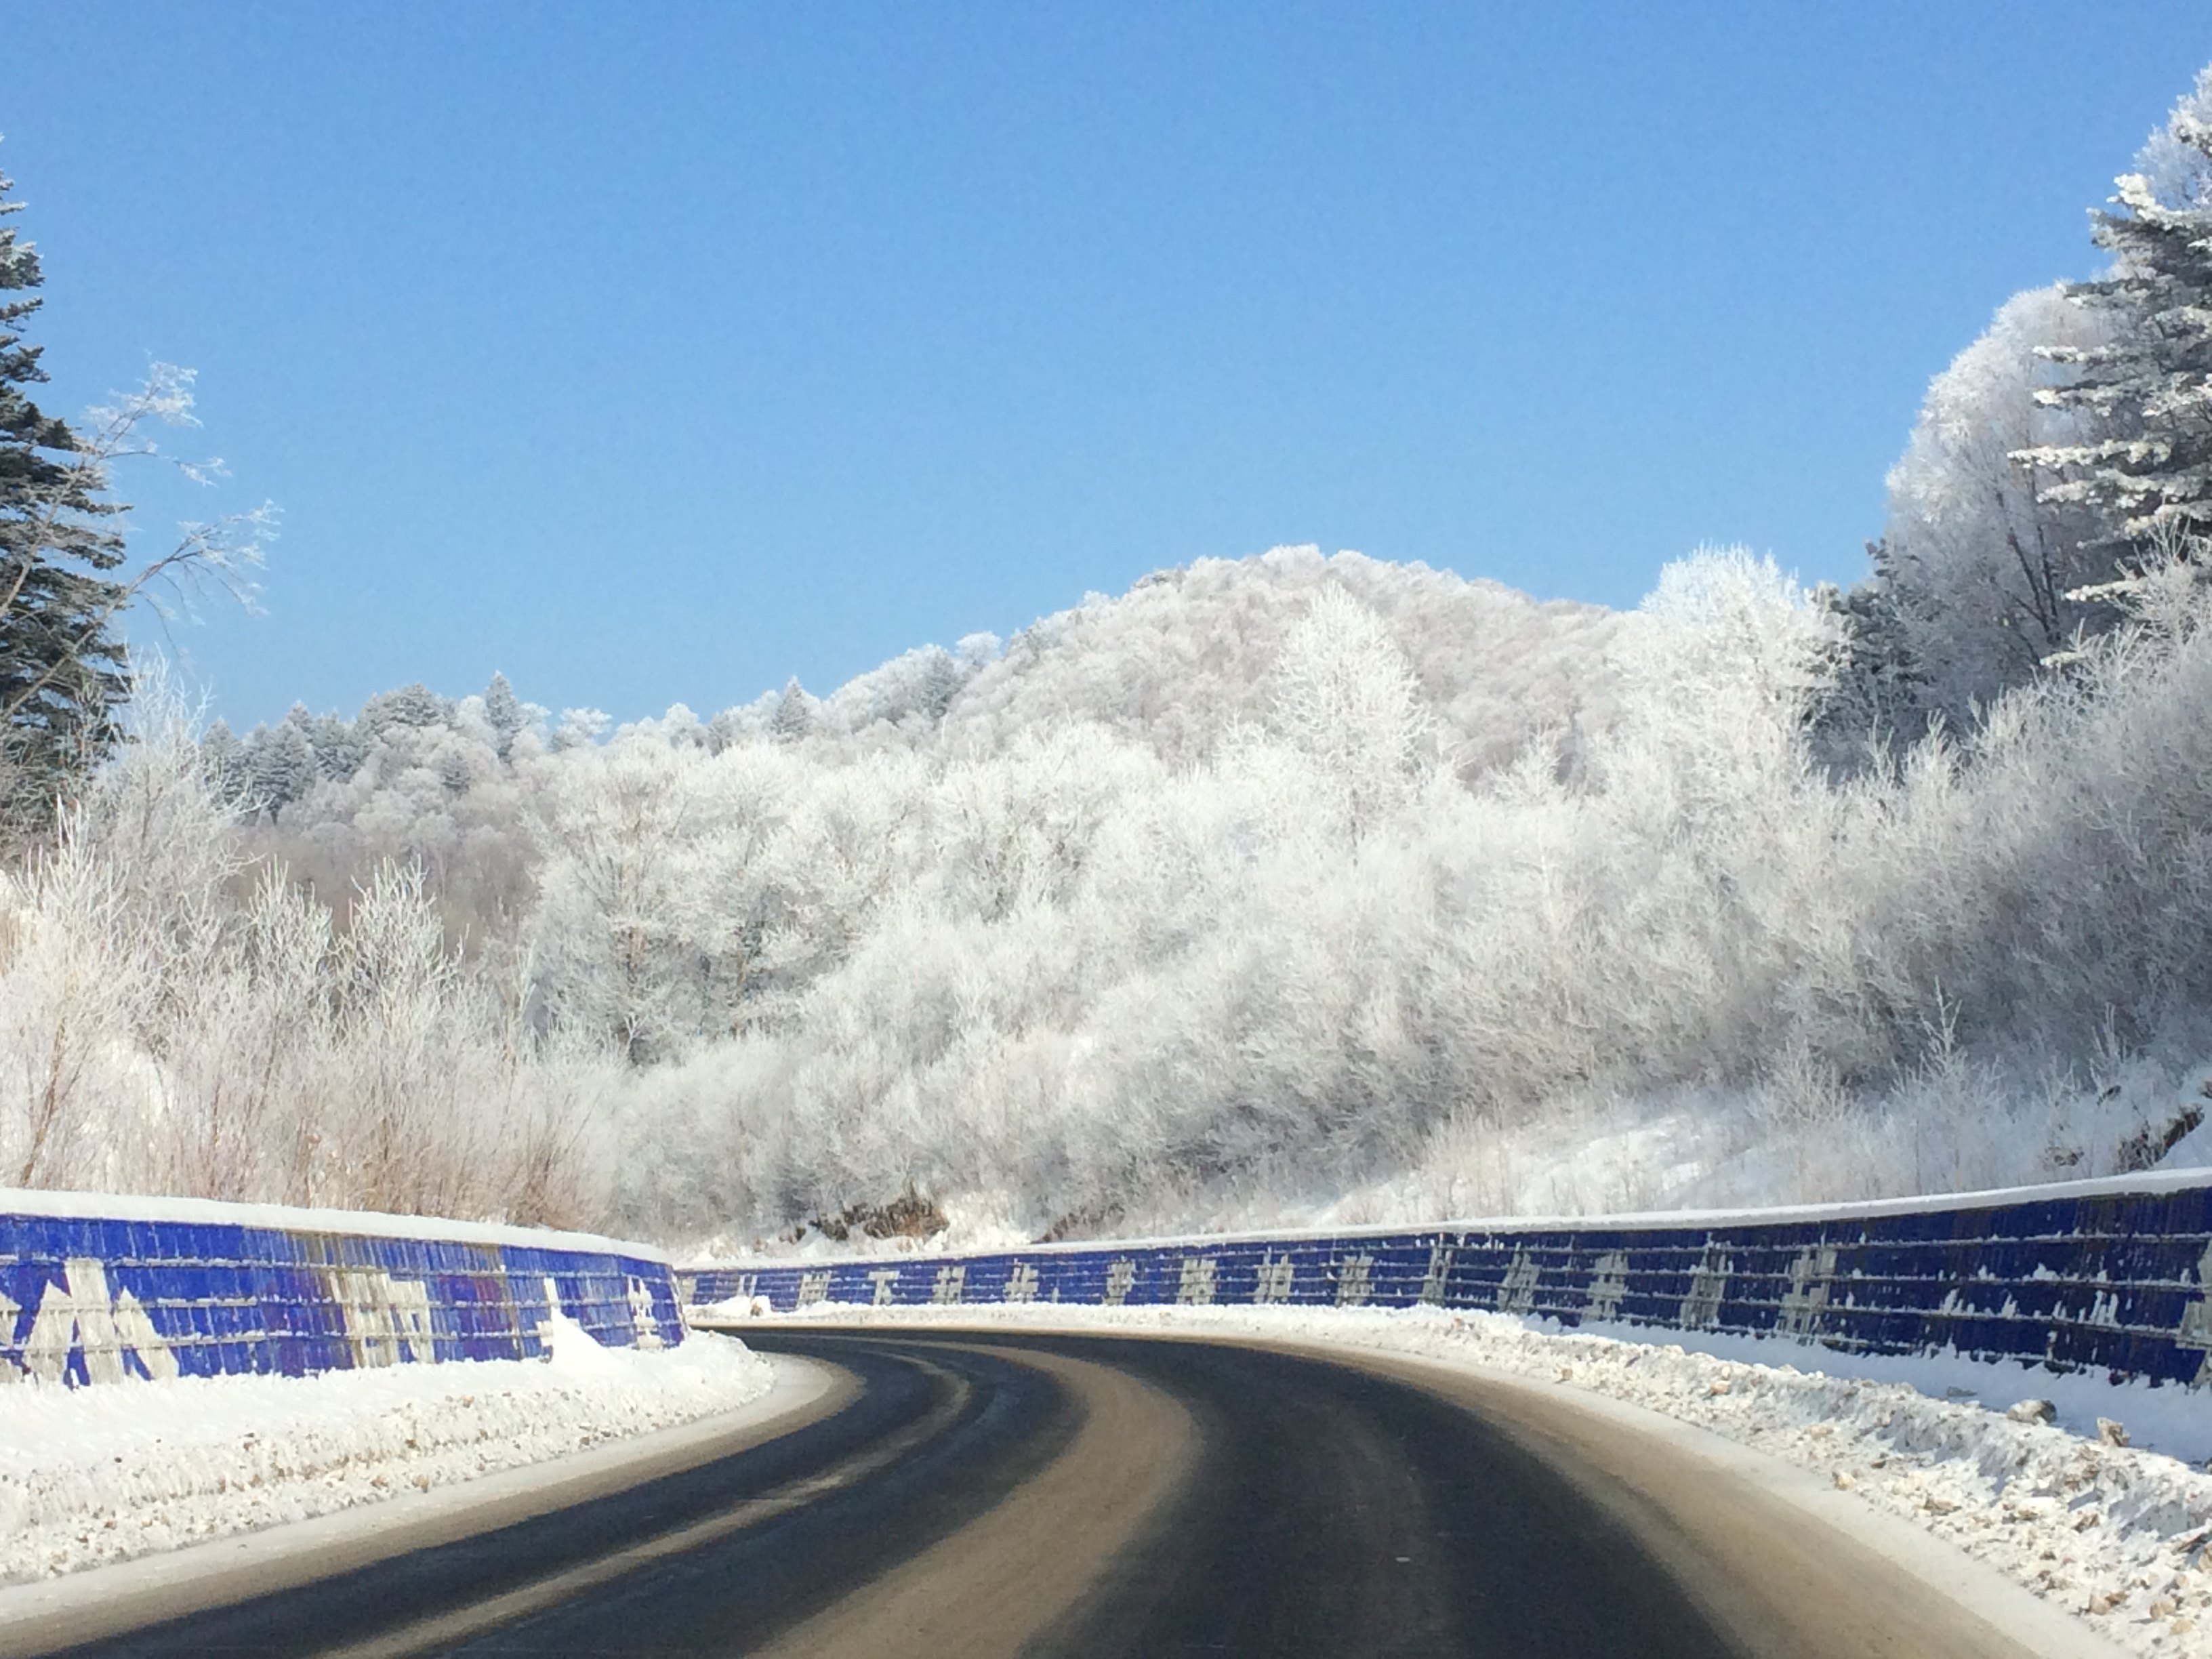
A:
[7, 3, 2210, 728]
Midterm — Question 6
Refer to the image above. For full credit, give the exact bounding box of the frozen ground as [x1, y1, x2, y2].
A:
[0, 1311, 774, 1583]
[755, 1299, 2212, 1658]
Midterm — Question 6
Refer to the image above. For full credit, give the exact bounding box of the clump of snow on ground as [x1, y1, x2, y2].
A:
[0, 1329, 773, 1583]
[769, 1300, 2212, 1657]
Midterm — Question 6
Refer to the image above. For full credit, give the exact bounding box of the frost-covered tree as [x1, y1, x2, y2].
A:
[546, 706, 607, 753]
[704, 706, 750, 754]
[529, 730, 768, 1061]
[359, 682, 451, 739]
[270, 685, 535, 941]
[0, 152, 268, 829]
[244, 715, 316, 815]
[769, 678, 816, 743]
[1805, 553, 1927, 765]
[0, 159, 127, 813]
[1839, 286, 2120, 733]
[1271, 584, 1433, 839]
[2022, 67, 2212, 550]
[483, 673, 522, 759]
[823, 644, 967, 731]
[1812, 75, 2212, 752]
[0, 674, 608, 1223]
[199, 719, 246, 800]
[1608, 548, 1834, 791]
[304, 710, 366, 780]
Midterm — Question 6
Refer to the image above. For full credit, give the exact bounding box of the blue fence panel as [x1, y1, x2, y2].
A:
[0, 1191, 688, 1387]
[684, 1172, 2212, 1389]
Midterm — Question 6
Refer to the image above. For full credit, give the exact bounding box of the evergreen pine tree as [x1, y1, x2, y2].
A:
[769, 678, 816, 743]
[305, 710, 367, 780]
[0, 157, 129, 817]
[245, 718, 317, 815]
[909, 647, 964, 722]
[705, 707, 744, 754]
[483, 671, 525, 760]
[199, 719, 246, 804]
[359, 682, 451, 738]
[2020, 72, 2212, 550]
[1805, 546, 1933, 771]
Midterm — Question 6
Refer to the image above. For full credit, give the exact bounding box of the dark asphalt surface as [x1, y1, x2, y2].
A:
[1011, 1332, 1733, 1658]
[41, 1329, 2042, 1658]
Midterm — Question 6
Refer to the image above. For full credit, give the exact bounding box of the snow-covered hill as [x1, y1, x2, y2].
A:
[937, 546, 1617, 773]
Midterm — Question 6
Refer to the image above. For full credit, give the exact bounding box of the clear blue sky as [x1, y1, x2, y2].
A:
[6, 3, 2209, 729]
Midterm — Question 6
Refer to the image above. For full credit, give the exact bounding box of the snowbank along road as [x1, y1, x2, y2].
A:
[16, 1327, 2116, 1658]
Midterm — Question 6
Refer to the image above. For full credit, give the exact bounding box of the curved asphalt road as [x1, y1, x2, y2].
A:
[39, 1328, 2057, 1659]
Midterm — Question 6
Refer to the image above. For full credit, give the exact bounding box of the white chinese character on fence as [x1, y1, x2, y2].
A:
[1254, 1255, 1295, 1305]
[628, 1277, 668, 1351]
[327, 1269, 435, 1368]
[867, 1267, 901, 1307]
[1584, 1251, 1631, 1322]
[1335, 1255, 1374, 1307]
[4, 1259, 178, 1385]
[931, 1265, 966, 1305]
[797, 1270, 832, 1309]
[1778, 1246, 1837, 1338]
[2175, 1242, 2212, 1384]
[1004, 1263, 1040, 1303]
[1177, 1257, 1217, 1305]
[1418, 1244, 1455, 1305]
[1498, 1248, 1541, 1316]
[1679, 1244, 1732, 1330]
[1103, 1259, 1138, 1305]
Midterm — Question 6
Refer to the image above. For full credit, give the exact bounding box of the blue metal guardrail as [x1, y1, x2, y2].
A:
[0, 1189, 687, 1387]
[686, 1171, 2212, 1388]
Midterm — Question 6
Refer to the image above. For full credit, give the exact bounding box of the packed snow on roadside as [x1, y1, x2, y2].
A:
[762, 1299, 2212, 1657]
[0, 1315, 773, 1584]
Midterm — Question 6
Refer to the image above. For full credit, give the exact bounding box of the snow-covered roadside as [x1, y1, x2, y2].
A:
[0, 1316, 773, 1584]
[751, 1300, 2212, 1658]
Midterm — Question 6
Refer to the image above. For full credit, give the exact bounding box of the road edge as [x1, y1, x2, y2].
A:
[1269, 1333, 2133, 1659]
[0, 1353, 848, 1659]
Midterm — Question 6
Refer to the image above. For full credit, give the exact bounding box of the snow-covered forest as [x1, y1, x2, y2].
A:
[14, 71, 2212, 1252]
